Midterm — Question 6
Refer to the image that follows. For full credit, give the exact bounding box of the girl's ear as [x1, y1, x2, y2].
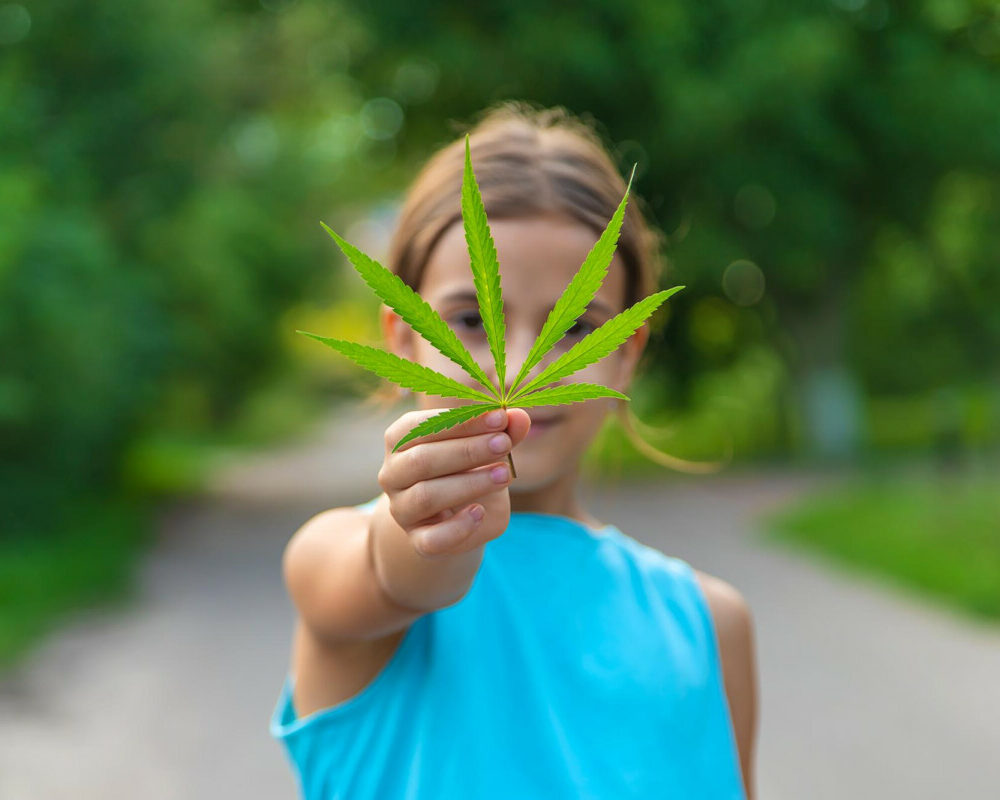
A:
[612, 323, 651, 393]
[380, 304, 415, 360]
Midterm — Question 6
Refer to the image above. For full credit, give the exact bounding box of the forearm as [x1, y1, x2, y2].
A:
[369, 493, 484, 612]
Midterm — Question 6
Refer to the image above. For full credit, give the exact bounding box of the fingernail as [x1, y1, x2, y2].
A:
[469, 504, 485, 523]
[485, 410, 504, 428]
[490, 465, 510, 484]
[487, 434, 509, 454]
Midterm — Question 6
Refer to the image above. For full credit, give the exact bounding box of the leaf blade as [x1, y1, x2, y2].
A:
[511, 383, 630, 408]
[507, 165, 637, 397]
[320, 222, 499, 399]
[461, 136, 507, 393]
[393, 403, 501, 452]
[508, 285, 685, 402]
[298, 332, 497, 403]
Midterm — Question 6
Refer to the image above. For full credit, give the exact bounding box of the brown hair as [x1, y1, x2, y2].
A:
[371, 100, 725, 473]
[387, 101, 663, 309]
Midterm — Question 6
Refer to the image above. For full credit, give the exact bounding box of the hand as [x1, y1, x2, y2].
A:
[376, 406, 531, 558]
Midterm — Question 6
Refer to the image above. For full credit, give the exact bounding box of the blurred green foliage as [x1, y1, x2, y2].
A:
[3, 0, 1000, 535]
[346, 0, 1000, 458]
[2, 0, 999, 658]
[0, 0, 406, 536]
[0, 495, 147, 665]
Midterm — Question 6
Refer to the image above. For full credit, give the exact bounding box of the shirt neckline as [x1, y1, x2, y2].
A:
[508, 510, 616, 538]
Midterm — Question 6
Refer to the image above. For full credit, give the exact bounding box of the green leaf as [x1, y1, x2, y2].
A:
[461, 135, 507, 393]
[320, 222, 499, 399]
[393, 403, 501, 452]
[508, 286, 685, 402]
[507, 165, 637, 398]
[296, 332, 498, 403]
[511, 383, 629, 408]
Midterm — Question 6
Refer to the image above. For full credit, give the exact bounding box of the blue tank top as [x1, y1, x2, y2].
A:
[271, 497, 746, 799]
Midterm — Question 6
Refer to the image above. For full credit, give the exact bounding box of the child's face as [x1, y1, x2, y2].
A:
[381, 213, 648, 491]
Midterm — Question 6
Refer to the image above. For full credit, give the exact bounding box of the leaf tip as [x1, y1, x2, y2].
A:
[626, 162, 637, 191]
[319, 221, 345, 248]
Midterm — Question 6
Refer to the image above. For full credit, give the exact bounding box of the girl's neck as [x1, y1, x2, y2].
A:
[508, 466, 604, 531]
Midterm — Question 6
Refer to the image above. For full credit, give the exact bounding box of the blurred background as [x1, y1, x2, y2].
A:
[1, 0, 998, 798]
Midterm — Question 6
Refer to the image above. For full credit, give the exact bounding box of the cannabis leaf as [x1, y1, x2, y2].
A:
[461, 136, 507, 392]
[297, 334, 497, 404]
[507, 286, 686, 402]
[298, 133, 685, 476]
[318, 223, 497, 397]
[505, 164, 636, 396]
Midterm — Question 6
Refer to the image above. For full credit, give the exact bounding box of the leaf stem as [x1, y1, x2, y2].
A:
[499, 401, 517, 479]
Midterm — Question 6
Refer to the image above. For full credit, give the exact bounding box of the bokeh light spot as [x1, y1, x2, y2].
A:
[734, 184, 776, 229]
[360, 97, 404, 141]
[0, 4, 30, 45]
[232, 117, 279, 168]
[690, 297, 738, 356]
[259, 0, 298, 12]
[723, 259, 766, 307]
[831, 0, 867, 11]
[392, 59, 439, 105]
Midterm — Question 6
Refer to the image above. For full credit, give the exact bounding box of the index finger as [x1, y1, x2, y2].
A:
[385, 406, 508, 453]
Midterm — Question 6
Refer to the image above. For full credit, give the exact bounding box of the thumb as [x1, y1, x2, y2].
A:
[504, 407, 532, 447]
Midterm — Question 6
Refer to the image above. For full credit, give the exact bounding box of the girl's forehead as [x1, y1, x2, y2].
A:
[420, 214, 627, 312]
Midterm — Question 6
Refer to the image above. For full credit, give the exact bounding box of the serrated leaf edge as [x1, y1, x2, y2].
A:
[511, 382, 630, 408]
[508, 285, 685, 402]
[320, 222, 500, 401]
[461, 136, 507, 392]
[507, 164, 637, 398]
[297, 332, 498, 403]
[392, 403, 502, 452]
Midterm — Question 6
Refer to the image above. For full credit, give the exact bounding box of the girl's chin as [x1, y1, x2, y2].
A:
[505, 446, 564, 489]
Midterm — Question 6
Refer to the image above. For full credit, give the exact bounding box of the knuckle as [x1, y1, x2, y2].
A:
[405, 444, 430, 477]
[463, 436, 480, 466]
[376, 463, 390, 491]
[407, 482, 434, 518]
[412, 539, 433, 559]
[386, 495, 403, 526]
[386, 411, 419, 451]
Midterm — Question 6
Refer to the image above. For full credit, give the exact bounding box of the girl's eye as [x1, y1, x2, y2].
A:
[453, 311, 484, 331]
[451, 312, 594, 337]
[567, 319, 596, 337]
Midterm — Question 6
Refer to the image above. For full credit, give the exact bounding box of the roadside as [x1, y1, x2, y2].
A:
[1, 401, 998, 799]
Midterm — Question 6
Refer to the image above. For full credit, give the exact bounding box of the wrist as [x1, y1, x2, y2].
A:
[368, 497, 485, 611]
[367, 508, 433, 614]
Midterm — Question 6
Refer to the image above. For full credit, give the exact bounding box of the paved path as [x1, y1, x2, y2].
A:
[2, 401, 998, 799]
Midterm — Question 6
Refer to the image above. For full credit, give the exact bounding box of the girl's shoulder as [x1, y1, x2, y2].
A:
[690, 567, 757, 797]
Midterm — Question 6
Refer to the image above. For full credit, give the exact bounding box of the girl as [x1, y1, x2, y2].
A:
[271, 102, 758, 799]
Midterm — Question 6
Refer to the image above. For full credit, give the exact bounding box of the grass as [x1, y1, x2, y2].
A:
[120, 371, 336, 498]
[0, 494, 151, 667]
[762, 466, 1000, 620]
